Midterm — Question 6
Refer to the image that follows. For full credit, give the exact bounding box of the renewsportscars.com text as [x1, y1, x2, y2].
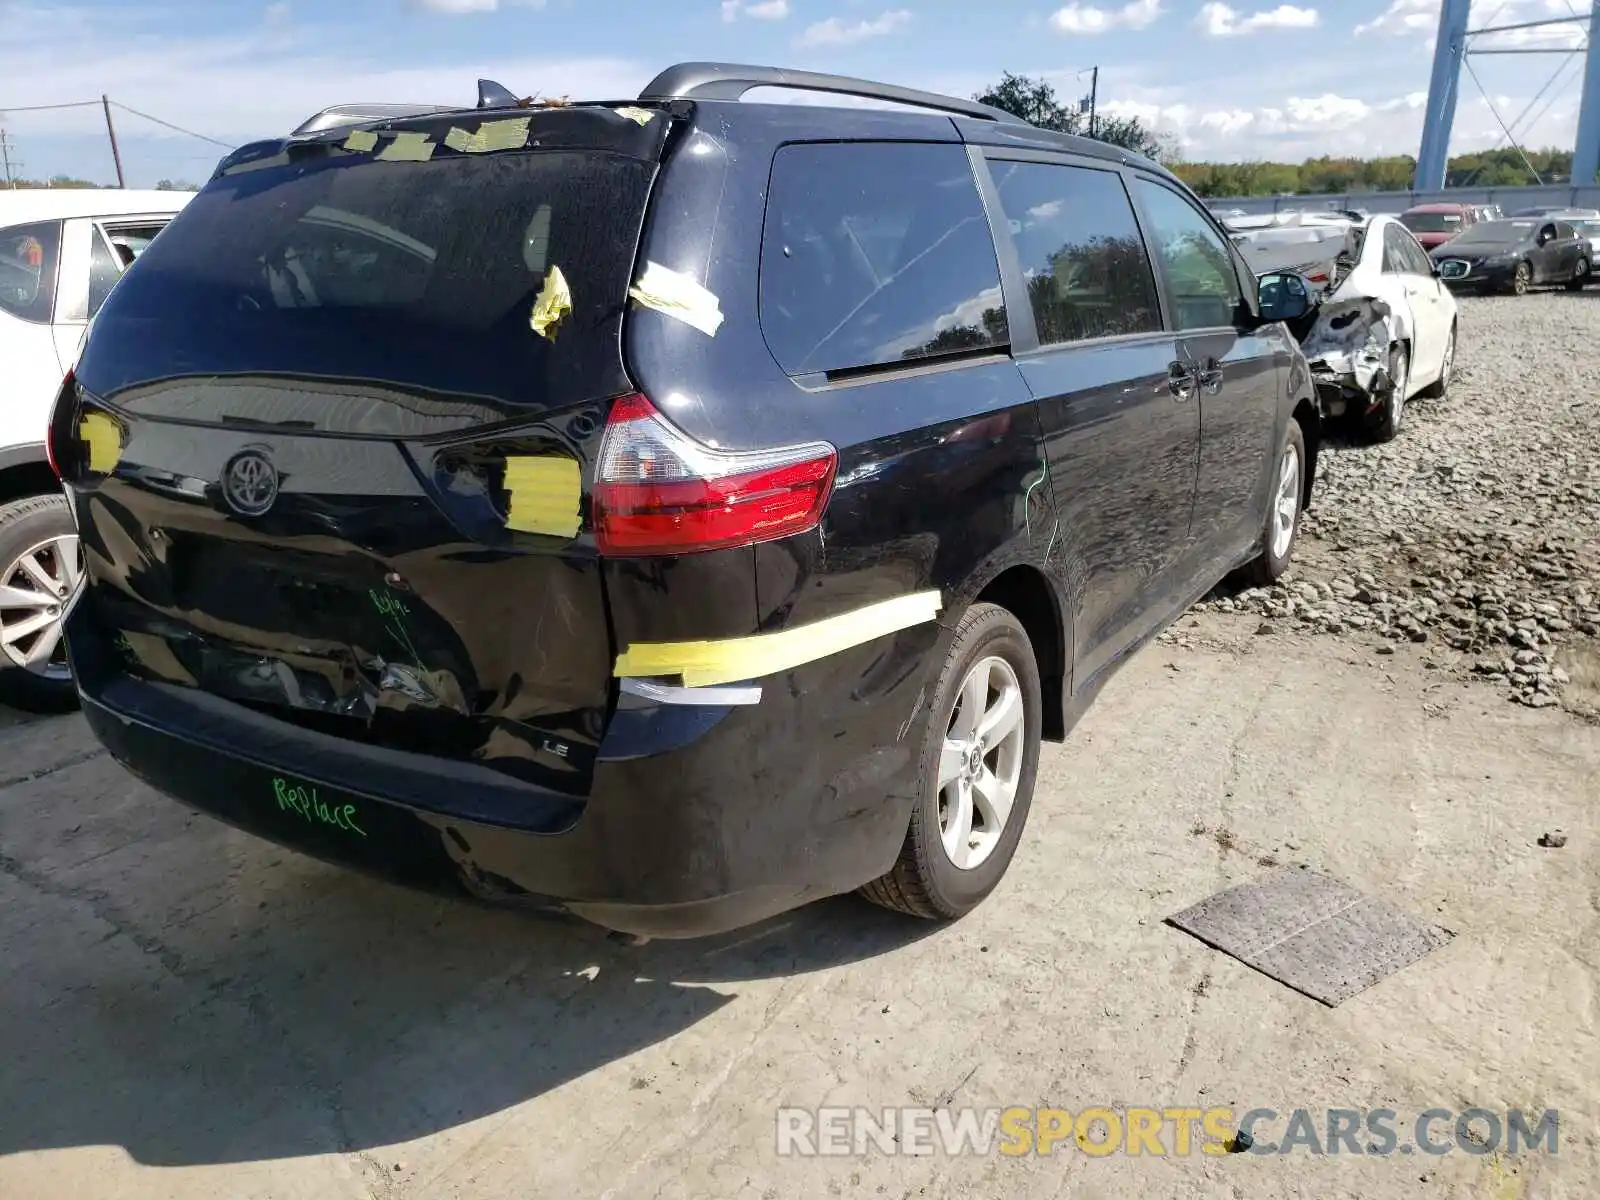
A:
[775, 1106, 1560, 1158]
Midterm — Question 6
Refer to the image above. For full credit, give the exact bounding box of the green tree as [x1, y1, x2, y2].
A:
[975, 72, 1166, 162]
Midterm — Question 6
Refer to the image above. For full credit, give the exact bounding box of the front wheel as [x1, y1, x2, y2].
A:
[1510, 261, 1532, 295]
[1566, 258, 1590, 291]
[0, 494, 83, 714]
[1233, 419, 1306, 588]
[858, 603, 1042, 921]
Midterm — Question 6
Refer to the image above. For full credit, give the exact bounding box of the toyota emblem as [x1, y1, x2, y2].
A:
[221, 450, 280, 517]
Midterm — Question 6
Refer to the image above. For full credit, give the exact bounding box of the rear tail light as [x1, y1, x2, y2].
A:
[593, 392, 836, 556]
[46, 370, 73, 478]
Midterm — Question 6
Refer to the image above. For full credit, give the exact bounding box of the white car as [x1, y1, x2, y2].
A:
[1, 188, 191, 710]
[1298, 214, 1459, 444]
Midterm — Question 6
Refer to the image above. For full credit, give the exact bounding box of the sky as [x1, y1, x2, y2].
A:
[0, 0, 1594, 187]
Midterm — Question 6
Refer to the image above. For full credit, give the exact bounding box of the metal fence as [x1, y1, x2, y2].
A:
[1205, 184, 1600, 217]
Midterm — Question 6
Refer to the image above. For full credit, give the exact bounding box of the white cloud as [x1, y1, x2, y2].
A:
[1353, 0, 1437, 37]
[795, 8, 911, 47]
[1048, 0, 1162, 35]
[264, 2, 290, 23]
[722, 0, 789, 20]
[1197, 3, 1318, 36]
[410, 0, 545, 12]
[1101, 86, 1574, 164]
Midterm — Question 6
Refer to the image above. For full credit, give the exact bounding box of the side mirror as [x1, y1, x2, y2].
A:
[1257, 270, 1311, 322]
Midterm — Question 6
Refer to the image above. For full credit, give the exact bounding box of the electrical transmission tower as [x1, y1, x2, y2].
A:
[1416, 0, 1600, 190]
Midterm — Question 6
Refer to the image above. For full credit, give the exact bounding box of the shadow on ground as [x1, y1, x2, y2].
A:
[0, 720, 939, 1168]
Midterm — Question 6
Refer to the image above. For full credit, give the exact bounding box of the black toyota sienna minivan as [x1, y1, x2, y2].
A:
[51, 64, 1319, 937]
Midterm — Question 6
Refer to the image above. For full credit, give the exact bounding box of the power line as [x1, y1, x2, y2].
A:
[0, 100, 102, 114]
[1461, 54, 1546, 184]
[109, 102, 233, 149]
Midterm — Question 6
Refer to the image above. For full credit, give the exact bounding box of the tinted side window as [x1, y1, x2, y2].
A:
[1399, 230, 1433, 275]
[987, 160, 1161, 346]
[1131, 179, 1240, 331]
[1555, 221, 1575, 240]
[0, 220, 62, 324]
[1382, 224, 1406, 273]
[760, 142, 1007, 376]
[88, 229, 124, 319]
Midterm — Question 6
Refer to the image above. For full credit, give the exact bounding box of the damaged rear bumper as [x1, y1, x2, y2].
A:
[67, 608, 922, 939]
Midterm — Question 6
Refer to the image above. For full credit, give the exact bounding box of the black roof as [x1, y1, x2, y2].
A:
[278, 61, 1169, 176]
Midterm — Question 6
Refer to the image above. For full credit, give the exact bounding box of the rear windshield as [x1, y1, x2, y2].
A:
[77, 148, 654, 416]
[1399, 211, 1462, 234]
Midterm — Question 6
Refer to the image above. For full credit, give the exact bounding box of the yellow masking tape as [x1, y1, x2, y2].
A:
[614, 590, 943, 687]
[628, 261, 725, 337]
[342, 130, 378, 152]
[377, 132, 436, 162]
[529, 264, 572, 340]
[444, 117, 530, 153]
[79, 412, 123, 474]
[613, 106, 655, 126]
[503, 456, 582, 538]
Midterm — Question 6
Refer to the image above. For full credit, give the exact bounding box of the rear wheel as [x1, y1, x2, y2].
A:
[1363, 342, 1410, 444]
[858, 603, 1041, 920]
[1566, 257, 1590, 291]
[0, 495, 83, 714]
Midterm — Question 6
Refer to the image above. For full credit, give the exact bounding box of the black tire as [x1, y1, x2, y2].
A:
[1234, 418, 1306, 588]
[1362, 342, 1409, 444]
[1417, 323, 1455, 400]
[1566, 258, 1590, 291]
[858, 602, 1042, 921]
[1510, 261, 1531, 296]
[0, 494, 81, 714]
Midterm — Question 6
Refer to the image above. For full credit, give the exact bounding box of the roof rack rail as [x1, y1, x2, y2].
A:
[638, 62, 1028, 126]
[291, 103, 457, 137]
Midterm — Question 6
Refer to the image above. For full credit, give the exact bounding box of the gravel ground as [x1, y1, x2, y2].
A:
[1174, 290, 1600, 716]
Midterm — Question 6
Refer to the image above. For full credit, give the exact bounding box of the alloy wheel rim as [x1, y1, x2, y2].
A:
[1271, 445, 1300, 560]
[0, 534, 82, 680]
[1516, 264, 1530, 293]
[1440, 331, 1455, 389]
[937, 654, 1025, 871]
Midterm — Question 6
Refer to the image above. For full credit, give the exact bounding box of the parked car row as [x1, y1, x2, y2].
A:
[27, 64, 1327, 938]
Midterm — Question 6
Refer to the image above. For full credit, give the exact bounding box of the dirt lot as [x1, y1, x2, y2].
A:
[2, 294, 1597, 1199]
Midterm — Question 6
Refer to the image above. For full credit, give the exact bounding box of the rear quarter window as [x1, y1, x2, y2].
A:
[0, 220, 62, 324]
[758, 142, 1008, 377]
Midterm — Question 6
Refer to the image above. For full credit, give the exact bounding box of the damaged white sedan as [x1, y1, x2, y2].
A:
[1246, 215, 1458, 443]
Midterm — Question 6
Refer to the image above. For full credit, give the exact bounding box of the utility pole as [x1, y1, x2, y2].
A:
[101, 94, 125, 188]
[1088, 66, 1099, 139]
[0, 129, 18, 188]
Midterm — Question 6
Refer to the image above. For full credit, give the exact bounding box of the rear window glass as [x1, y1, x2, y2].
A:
[759, 142, 1007, 376]
[77, 150, 654, 412]
[1400, 212, 1462, 234]
[0, 220, 62, 324]
[987, 160, 1161, 346]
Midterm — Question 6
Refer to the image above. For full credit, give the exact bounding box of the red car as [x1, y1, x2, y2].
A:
[1398, 203, 1478, 250]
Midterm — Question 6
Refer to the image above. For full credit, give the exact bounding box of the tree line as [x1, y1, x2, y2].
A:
[974, 73, 1584, 196]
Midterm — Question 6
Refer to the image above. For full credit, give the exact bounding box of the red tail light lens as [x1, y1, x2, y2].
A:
[46, 370, 75, 479]
[593, 392, 836, 556]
